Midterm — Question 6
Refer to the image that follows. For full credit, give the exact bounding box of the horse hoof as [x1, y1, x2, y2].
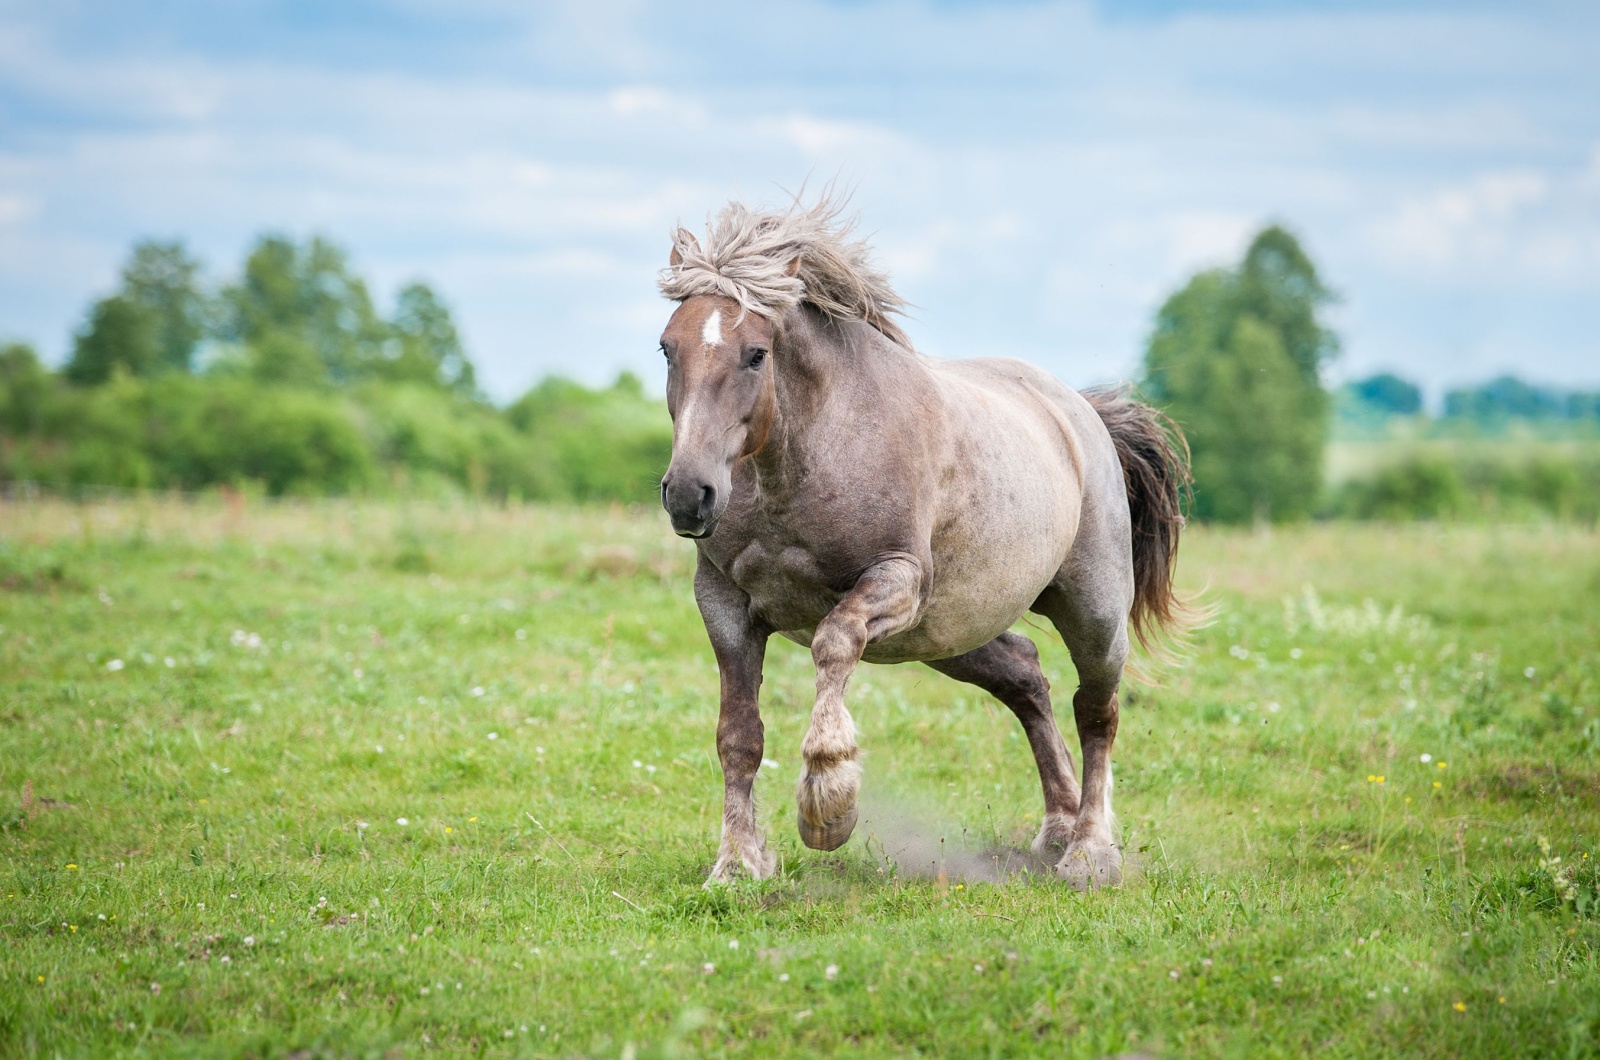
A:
[798, 803, 858, 851]
[707, 846, 777, 885]
[1054, 841, 1122, 890]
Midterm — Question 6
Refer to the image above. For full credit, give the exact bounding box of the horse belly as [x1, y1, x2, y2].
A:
[867, 478, 1076, 664]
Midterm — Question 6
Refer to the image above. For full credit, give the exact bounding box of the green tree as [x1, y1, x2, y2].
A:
[1348, 373, 1422, 416]
[1141, 224, 1336, 523]
[122, 241, 207, 372]
[221, 235, 387, 386]
[64, 295, 160, 385]
[385, 283, 477, 394]
[0, 342, 52, 434]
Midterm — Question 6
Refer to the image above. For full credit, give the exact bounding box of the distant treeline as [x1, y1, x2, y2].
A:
[1338, 372, 1600, 435]
[1326, 372, 1600, 521]
[0, 237, 671, 501]
[3, 232, 1596, 523]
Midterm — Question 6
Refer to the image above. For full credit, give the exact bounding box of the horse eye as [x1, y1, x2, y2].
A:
[660, 343, 670, 360]
[748, 348, 767, 368]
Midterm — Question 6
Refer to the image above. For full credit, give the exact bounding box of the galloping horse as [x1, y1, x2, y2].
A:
[656, 199, 1189, 887]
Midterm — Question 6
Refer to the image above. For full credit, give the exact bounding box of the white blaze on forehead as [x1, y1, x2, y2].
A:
[701, 309, 723, 347]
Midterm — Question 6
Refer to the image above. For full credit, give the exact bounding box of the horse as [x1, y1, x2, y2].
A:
[656, 198, 1189, 887]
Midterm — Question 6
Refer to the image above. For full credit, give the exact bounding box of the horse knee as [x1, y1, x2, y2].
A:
[811, 620, 865, 676]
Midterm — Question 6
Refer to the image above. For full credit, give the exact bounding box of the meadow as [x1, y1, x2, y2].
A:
[1, 496, 1597, 1057]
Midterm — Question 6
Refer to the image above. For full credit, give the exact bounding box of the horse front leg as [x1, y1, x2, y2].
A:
[797, 553, 925, 851]
[696, 556, 777, 883]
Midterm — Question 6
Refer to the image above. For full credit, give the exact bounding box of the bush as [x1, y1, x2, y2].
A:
[507, 373, 671, 504]
[0, 363, 671, 503]
[1331, 451, 1600, 522]
[1331, 456, 1468, 519]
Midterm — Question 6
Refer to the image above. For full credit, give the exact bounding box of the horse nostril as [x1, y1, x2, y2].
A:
[698, 484, 716, 519]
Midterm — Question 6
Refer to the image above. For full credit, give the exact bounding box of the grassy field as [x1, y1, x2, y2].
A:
[1, 497, 1597, 1058]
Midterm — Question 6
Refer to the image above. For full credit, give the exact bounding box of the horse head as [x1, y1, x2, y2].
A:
[658, 286, 778, 538]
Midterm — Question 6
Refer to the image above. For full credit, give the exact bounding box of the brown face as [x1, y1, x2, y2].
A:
[658, 294, 776, 538]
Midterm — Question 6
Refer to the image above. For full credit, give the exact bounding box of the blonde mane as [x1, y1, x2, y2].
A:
[658, 197, 910, 348]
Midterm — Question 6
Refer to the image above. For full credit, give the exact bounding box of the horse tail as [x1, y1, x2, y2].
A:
[1082, 385, 1196, 652]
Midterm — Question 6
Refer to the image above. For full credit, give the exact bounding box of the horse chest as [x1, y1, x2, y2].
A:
[724, 540, 844, 637]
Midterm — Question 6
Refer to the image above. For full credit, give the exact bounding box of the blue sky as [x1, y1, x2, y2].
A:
[1, 0, 1596, 402]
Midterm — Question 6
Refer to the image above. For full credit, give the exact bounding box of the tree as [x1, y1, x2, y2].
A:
[1444, 375, 1567, 423]
[221, 235, 387, 386]
[62, 240, 207, 385]
[0, 342, 51, 434]
[1348, 373, 1422, 416]
[122, 241, 206, 372]
[64, 295, 161, 385]
[386, 283, 477, 395]
[1140, 224, 1336, 523]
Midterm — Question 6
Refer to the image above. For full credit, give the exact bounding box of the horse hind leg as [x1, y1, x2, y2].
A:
[1033, 580, 1130, 888]
[926, 631, 1081, 855]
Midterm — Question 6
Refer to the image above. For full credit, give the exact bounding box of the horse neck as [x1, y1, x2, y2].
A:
[751, 306, 893, 494]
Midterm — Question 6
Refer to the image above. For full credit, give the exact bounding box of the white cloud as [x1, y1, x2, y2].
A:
[0, 193, 37, 225]
[1367, 158, 1600, 290]
[0, 1, 1597, 393]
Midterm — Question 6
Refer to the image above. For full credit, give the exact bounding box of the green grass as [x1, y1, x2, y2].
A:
[1, 498, 1597, 1057]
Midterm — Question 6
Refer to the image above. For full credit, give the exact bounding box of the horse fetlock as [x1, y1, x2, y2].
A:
[1030, 811, 1077, 854]
[1054, 837, 1123, 890]
[799, 707, 857, 765]
[708, 841, 777, 885]
[795, 756, 861, 851]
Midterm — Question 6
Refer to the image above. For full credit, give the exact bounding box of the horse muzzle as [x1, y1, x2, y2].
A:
[660, 472, 723, 538]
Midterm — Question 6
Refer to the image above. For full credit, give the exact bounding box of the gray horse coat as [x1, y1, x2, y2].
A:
[656, 200, 1188, 886]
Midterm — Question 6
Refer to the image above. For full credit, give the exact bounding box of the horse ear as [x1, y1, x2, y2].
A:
[669, 228, 700, 268]
[785, 254, 803, 278]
